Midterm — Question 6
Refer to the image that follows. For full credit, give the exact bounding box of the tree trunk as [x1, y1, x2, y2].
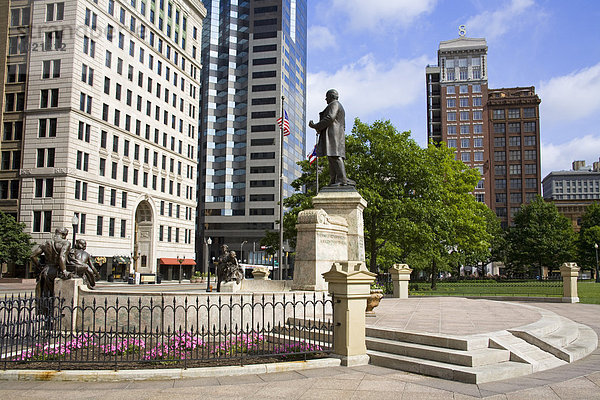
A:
[431, 258, 437, 290]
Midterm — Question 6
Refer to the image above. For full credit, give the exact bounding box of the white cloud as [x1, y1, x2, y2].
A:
[538, 62, 600, 123]
[306, 54, 431, 134]
[541, 135, 600, 178]
[308, 26, 336, 51]
[466, 0, 535, 40]
[329, 0, 437, 30]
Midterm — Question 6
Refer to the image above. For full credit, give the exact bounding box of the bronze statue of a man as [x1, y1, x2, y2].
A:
[31, 227, 72, 298]
[309, 89, 355, 187]
[215, 244, 244, 292]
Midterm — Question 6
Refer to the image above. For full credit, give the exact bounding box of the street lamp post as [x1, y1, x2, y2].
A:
[205, 237, 212, 292]
[71, 214, 79, 245]
[595, 243, 599, 283]
[240, 241, 247, 263]
[177, 255, 185, 284]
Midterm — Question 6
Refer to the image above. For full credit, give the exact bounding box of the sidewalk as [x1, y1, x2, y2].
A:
[1, 294, 599, 398]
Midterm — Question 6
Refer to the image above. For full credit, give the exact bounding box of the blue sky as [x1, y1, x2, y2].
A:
[305, 0, 600, 178]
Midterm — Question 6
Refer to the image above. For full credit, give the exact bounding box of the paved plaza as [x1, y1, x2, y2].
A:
[1, 282, 600, 399]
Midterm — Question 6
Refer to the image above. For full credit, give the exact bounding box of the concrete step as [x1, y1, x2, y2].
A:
[285, 317, 333, 331]
[509, 318, 597, 363]
[366, 327, 488, 351]
[489, 332, 567, 372]
[366, 336, 510, 367]
[368, 349, 532, 384]
[271, 326, 333, 342]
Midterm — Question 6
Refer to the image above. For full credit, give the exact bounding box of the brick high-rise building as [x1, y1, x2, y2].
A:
[197, 0, 307, 263]
[1, 0, 206, 279]
[426, 36, 542, 228]
[426, 37, 489, 205]
[487, 87, 541, 228]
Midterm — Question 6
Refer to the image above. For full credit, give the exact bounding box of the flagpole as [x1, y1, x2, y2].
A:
[315, 132, 319, 194]
[278, 95, 285, 281]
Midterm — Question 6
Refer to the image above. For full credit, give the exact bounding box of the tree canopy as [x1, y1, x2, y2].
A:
[0, 211, 33, 271]
[505, 196, 575, 278]
[263, 119, 498, 285]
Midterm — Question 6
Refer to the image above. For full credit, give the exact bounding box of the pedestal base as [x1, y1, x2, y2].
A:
[219, 281, 241, 293]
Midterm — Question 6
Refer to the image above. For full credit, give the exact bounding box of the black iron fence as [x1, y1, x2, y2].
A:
[0, 293, 333, 370]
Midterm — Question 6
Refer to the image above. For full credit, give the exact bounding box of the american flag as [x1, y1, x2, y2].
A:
[307, 144, 317, 165]
[277, 110, 291, 136]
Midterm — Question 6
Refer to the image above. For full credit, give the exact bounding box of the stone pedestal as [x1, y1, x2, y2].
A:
[219, 281, 241, 293]
[560, 262, 580, 303]
[312, 188, 367, 264]
[390, 263, 412, 299]
[55, 278, 85, 331]
[322, 262, 376, 366]
[252, 266, 270, 280]
[293, 209, 349, 291]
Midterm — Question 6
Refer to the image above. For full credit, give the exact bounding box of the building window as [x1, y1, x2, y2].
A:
[523, 107, 536, 118]
[508, 108, 520, 119]
[509, 150, 521, 161]
[508, 123, 521, 134]
[524, 122, 536, 132]
[495, 165, 506, 176]
[473, 111, 482, 120]
[510, 165, 522, 175]
[474, 138, 483, 148]
[496, 193, 506, 203]
[446, 99, 455, 108]
[494, 151, 506, 161]
[447, 112, 456, 121]
[525, 178, 537, 189]
[461, 152, 470, 162]
[460, 125, 470, 135]
[524, 150, 537, 160]
[46, 3, 64, 21]
[525, 164, 537, 174]
[446, 86, 455, 94]
[459, 85, 468, 94]
[447, 139, 457, 148]
[459, 98, 469, 107]
[33, 211, 52, 233]
[510, 193, 522, 204]
[509, 136, 521, 147]
[510, 178, 522, 189]
[474, 152, 484, 161]
[494, 123, 506, 134]
[492, 110, 505, 120]
[495, 179, 506, 189]
[524, 136, 536, 146]
[447, 125, 456, 135]
[461, 138, 470, 148]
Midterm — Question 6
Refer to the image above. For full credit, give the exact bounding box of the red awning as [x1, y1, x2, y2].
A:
[159, 258, 196, 266]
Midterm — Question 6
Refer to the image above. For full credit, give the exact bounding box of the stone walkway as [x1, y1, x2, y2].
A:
[1, 296, 600, 398]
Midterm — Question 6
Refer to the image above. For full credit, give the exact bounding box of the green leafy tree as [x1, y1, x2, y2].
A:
[577, 202, 600, 278]
[0, 211, 34, 277]
[266, 119, 497, 289]
[506, 196, 575, 278]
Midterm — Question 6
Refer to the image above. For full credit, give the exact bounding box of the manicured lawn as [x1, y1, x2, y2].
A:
[409, 280, 600, 304]
[578, 280, 600, 304]
[410, 280, 563, 298]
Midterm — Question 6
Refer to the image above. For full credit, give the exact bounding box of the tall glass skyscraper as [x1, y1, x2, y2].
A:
[198, 0, 307, 263]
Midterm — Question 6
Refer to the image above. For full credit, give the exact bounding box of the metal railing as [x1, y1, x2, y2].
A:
[0, 292, 333, 370]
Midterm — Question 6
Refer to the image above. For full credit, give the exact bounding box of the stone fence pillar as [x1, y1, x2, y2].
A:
[322, 262, 375, 366]
[560, 262, 580, 303]
[390, 264, 412, 299]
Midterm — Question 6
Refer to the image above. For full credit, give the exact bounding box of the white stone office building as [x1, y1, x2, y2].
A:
[1, 0, 206, 280]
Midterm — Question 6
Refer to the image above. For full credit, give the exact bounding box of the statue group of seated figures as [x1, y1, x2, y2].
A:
[31, 228, 101, 298]
[215, 244, 244, 292]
